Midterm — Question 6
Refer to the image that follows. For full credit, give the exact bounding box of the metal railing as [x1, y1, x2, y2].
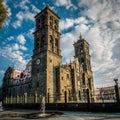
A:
[3, 91, 118, 104]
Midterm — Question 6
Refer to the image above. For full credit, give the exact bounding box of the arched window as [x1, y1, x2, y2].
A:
[54, 25, 57, 30]
[50, 16, 53, 20]
[78, 90, 81, 100]
[55, 38, 58, 46]
[81, 58, 84, 64]
[55, 20, 58, 24]
[50, 21, 52, 26]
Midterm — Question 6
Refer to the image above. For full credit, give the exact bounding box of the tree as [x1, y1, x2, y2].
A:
[0, 0, 8, 30]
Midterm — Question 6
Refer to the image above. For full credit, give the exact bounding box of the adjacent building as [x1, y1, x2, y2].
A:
[94, 86, 119, 102]
[2, 61, 32, 98]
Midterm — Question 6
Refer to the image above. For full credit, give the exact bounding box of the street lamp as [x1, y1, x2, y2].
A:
[114, 79, 119, 102]
[114, 79, 118, 85]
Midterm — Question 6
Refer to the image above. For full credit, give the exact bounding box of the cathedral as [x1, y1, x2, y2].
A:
[2, 5, 94, 103]
[31, 5, 94, 102]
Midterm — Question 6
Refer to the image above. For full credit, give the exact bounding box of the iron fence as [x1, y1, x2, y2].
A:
[3, 91, 118, 104]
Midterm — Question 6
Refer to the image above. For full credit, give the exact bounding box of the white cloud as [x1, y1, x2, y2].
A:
[55, 0, 76, 9]
[0, 70, 5, 75]
[12, 21, 21, 29]
[17, 34, 26, 45]
[7, 43, 27, 51]
[60, 19, 74, 31]
[7, 36, 14, 41]
[16, 11, 35, 22]
[12, 10, 35, 29]
[61, 33, 75, 63]
[12, 1, 36, 29]
[31, 4, 40, 13]
[14, 0, 30, 10]
[59, 17, 88, 31]
[0, 44, 28, 71]
[26, 28, 34, 39]
[19, 45, 27, 51]
[12, 43, 19, 50]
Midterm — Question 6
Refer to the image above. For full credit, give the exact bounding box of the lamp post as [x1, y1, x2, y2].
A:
[114, 79, 120, 102]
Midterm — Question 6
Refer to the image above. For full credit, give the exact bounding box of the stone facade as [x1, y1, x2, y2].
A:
[31, 5, 94, 103]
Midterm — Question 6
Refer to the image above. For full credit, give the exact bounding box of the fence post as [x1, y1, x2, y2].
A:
[17, 95, 19, 103]
[6, 96, 7, 104]
[10, 96, 12, 104]
[86, 89, 90, 103]
[34, 92, 37, 103]
[24, 93, 27, 103]
[64, 91, 67, 103]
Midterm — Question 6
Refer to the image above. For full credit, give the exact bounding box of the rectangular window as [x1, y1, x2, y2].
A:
[67, 74, 69, 79]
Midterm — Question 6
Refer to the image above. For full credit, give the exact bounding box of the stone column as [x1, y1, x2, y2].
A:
[17, 95, 19, 103]
[24, 93, 27, 103]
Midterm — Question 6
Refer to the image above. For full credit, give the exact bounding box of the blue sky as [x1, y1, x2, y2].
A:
[0, 0, 120, 87]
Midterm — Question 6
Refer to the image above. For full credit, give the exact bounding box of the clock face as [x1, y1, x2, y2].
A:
[36, 59, 40, 65]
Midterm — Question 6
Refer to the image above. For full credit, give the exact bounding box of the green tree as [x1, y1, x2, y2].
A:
[0, 0, 8, 30]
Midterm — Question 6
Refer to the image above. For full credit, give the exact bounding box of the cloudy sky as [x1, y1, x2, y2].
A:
[0, 0, 120, 87]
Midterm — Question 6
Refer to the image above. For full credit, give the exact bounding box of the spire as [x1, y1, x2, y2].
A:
[45, 4, 51, 9]
[80, 33, 82, 40]
[46, 4, 49, 8]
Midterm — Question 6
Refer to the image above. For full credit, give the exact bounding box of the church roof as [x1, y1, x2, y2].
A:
[35, 5, 60, 19]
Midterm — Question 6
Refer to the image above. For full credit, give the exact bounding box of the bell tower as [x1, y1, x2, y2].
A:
[74, 35, 92, 71]
[31, 5, 62, 98]
[74, 35, 94, 101]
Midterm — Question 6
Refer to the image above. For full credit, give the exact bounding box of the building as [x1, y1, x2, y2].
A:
[2, 5, 94, 103]
[2, 67, 16, 98]
[2, 61, 32, 98]
[94, 86, 120, 102]
[31, 5, 94, 103]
